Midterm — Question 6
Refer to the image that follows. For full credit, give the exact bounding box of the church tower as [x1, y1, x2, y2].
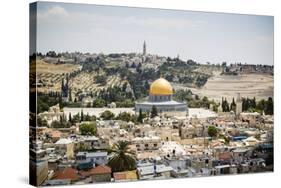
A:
[236, 93, 242, 115]
[143, 41, 146, 56]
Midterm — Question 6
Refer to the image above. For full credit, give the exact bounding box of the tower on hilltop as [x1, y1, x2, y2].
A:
[143, 41, 146, 56]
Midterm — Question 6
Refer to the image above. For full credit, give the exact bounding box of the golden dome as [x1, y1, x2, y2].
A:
[149, 78, 173, 95]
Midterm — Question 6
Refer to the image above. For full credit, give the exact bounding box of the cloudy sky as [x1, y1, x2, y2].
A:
[34, 2, 274, 65]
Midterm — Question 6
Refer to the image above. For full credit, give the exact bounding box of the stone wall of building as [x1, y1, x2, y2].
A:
[92, 173, 111, 182]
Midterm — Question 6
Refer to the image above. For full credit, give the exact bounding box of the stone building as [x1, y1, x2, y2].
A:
[179, 121, 205, 139]
[38, 104, 63, 126]
[135, 77, 188, 117]
[79, 165, 112, 182]
[131, 136, 161, 151]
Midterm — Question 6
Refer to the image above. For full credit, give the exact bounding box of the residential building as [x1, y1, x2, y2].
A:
[113, 170, 138, 182]
[80, 165, 112, 182]
[132, 136, 161, 151]
[76, 151, 108, 168]
[137, 162, 173, 180]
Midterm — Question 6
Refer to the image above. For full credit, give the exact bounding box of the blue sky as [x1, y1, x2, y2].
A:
[35, 2, 274, 65]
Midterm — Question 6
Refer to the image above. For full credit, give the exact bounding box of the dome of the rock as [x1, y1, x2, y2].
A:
[135, 77, 187, 117]
[149, 78, 173, 95]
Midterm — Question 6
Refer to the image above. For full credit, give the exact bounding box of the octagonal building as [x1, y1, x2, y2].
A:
[135, 78, 188, 117]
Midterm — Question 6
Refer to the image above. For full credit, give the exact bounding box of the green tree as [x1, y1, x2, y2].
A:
[100, 110, 115, 120]
[59, 95, 63, 109]
[95, 75, 107, 85]
[265, 97, 273, 115]
[257, 99, 266, 112]
[108, 141, 136, 172]
[68, 113, 72, 123]
[37, 117, 48, 127]
[212, 103, 219, 112]
[208, 126, 218, 138]
[230, 97, 236, 112]
[58, 114, 69, 128]
[72, 113, 81, 124]
[68, 88, 72, 102]
[51, 120, 61, 128]
[93, 98, 106, 107]
[150, 105, 158, 118]
[37, 94, 60, 113]
[225, 99, 230, 112]
[37, 99, 49, 114]
[84, 113, 92, 121]
[137, 109, 144, 123]
[252, 97, 256, 109]
[222, 98, 230, 112]
[91, 115, 97, 121]
[202, 96, 210, 109]
[242, 98, 248, 111]
[80, 122, 97, 136]
[116, 112, 135, 122]
[81, 110, 84, 122]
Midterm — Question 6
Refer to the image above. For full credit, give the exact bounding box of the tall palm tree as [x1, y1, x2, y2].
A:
[108, 141, 136, 172]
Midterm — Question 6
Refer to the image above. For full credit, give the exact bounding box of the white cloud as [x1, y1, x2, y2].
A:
[37, 6, 203, 31]
[38, 6, 69, 22]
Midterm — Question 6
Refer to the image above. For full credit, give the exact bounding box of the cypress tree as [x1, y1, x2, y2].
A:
[68, 88, 72, 102]
[253, 97, 256, 108]
[81, 110, 84, 122]
[68, 112, 72, 123]
[150, 105, 158, 118]
[230, 97, 236, 111]
[137, 109, 143, 123]
[265, 97, 273, 115]
[59, 94, 63, 109]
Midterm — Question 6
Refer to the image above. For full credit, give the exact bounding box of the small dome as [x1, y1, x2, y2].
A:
[149, 78, 173, 95]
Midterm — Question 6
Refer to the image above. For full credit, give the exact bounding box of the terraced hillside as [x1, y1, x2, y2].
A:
[34, 59, 81, 93]
[69, 73, 127, 95]
[173, 72, 274, 102]
[34, 59, 128, 94]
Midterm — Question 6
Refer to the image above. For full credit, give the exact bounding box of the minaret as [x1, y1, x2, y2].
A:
[143, 41, 146, 56]
[236, 93, 242, 115]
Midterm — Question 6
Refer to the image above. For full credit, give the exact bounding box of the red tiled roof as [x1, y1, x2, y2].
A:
[219, 152, 232, 160]
[52, 167, 79, 181]
[80, 165, 111, 177]
[92, 165, 111, 174]
[50, 130, 62, 138]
